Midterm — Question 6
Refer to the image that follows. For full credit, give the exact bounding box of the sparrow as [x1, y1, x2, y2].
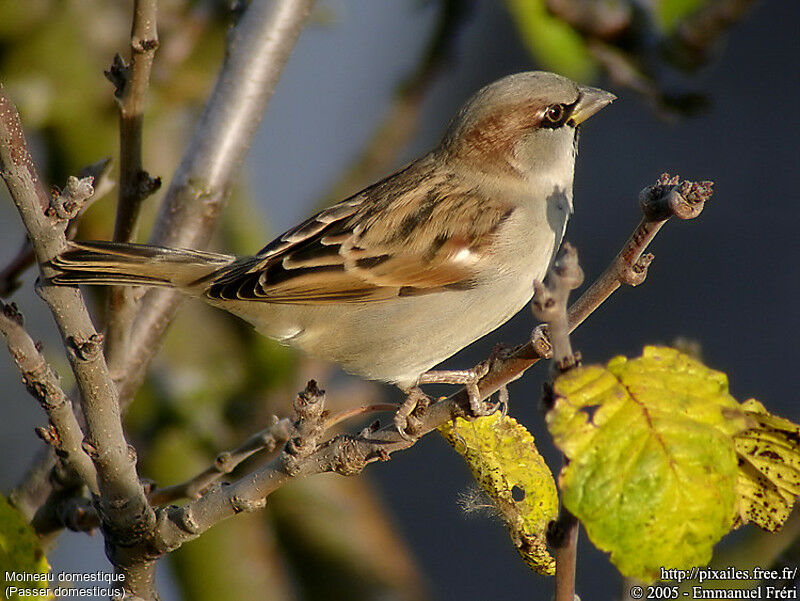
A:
[51, 71, 614, 434]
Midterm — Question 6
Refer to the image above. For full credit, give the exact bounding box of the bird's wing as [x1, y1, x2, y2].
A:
[204, 161, 514, 304]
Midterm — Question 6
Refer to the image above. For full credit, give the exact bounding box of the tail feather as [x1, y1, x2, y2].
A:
[50, 241, 235, 290]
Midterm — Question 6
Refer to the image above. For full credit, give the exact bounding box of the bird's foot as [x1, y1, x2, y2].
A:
[394, 387, 431, 441]
[417, 363, 495, 419]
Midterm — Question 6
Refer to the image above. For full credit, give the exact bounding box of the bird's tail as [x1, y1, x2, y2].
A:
[49, 241, 235, 289]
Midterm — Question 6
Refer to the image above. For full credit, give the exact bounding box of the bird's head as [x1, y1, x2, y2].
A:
[440, 71, 615, 181]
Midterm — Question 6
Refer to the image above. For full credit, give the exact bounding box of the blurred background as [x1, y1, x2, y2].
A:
[0, 0, 798, 599]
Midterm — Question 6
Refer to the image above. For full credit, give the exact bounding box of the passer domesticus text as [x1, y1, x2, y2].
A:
[51, 71, 614, 433]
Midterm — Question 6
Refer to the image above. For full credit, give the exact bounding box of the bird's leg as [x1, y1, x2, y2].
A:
[417, 361, 493, 418]
[497, 383, 509, 417]
[394, 386, 431, 440]
[395, 359, 505, 439]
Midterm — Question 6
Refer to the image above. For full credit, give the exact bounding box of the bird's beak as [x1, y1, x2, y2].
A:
[570, 86, 616, 125]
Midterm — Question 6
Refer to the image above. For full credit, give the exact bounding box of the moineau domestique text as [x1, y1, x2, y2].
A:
[5, 571, 125, 583]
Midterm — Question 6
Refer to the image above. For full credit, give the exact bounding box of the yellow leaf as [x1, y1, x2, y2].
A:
[439, 412, 558, 574]
[548, 346, 750, 582]
[734, 399, 800, 531]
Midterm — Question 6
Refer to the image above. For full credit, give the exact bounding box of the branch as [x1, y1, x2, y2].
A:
[114, 0, 315, 407]
[104, 0, 162, 377]
[147, 399, 395, 507]
[532, 242, 584, 372]
[0, 300, 97, 494]
[0, 158, 113, 298]
[7, 2, 315, 590]
[0, 86, 156, 595]
[548, 509, 580, 601]
[567, 174, 712, 332]
[107, 0, 161, 243]
[148, 416, 293, 505]
[531, 244, 584, 601]
[460, 173, 713, 407]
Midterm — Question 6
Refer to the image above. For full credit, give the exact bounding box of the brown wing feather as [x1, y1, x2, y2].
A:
[206, 157, 513, 304]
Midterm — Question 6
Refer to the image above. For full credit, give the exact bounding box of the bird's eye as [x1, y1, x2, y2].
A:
[544, 104, 566, 125]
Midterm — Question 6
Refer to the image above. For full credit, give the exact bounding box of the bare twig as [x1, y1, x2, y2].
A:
[0, 158, 113, 298]
[548, 509, 580, 601]
[567, 174, 712, 332]
[532, 244, 584, 601]
[0, 300, 98, 494]
[532, 242, 584, 372]
[0, 85, 155, 596]
[148, 416, 293, 505]
[107, 0, 161, 243]
[115, 0, 316, 408]
[104, 0, 161, 377]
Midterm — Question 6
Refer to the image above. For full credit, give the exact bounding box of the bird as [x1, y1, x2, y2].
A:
[50, 71, 614, 435]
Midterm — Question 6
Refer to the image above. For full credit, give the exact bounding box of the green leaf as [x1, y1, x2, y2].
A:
[0, 493, 52, 600]
[439, 412, 558, 574]
[547, 346, 750, 582]
[734, 399, 800, 532]
[505, 0, 596, 81]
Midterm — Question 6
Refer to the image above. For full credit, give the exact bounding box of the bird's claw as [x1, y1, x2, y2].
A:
[394, 387, 430, 441]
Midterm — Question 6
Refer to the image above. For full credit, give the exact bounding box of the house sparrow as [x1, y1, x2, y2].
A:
[51, 71, 614, 434]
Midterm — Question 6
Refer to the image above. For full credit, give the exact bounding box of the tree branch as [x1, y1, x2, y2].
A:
[148, 416, 293, 505]
[5, 2, 315, 591]
[567, 174, 712, 332]
[105, 0, 162, 377]
[0, 85, 156, 597]
[532, 244, 584, 601]
[108, 0, 161, 243]
[0, 300, 98, 495]
[532, 242, 584, 372]
[0, 157, 113, 298]
[114, 0, 315, 408]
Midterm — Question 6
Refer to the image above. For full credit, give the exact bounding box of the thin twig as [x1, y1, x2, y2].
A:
[147, 399, 392, 506]
[532, 242, 584, 372]
[567, 174, 712, 332]
[148, 416, 293, 505]
[325, 403, 397, 430]
[0, 158, 113, 298]
[108, 0, 161, 243]
[0, 300, 98, 495]
[105, 0, 162, 379]
[549, 508, 579, 601]
[532, 244, 584, 601]
[114, 0, 316, 409]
